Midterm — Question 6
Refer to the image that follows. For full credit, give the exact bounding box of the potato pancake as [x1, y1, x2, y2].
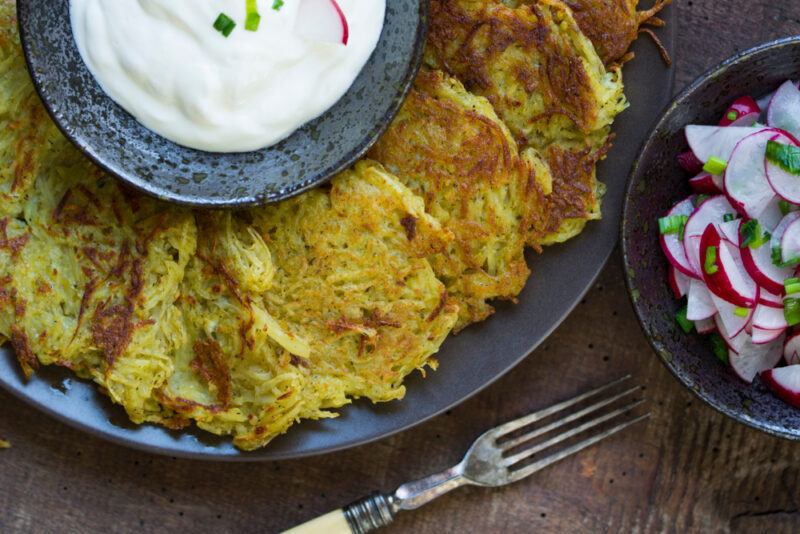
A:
[425, 0, 627, 244]
[370, 69, 550, 327]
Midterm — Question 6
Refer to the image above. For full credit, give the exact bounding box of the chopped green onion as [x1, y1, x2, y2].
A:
[703, 156, 728, 176]
[723, 213, 736, 222]
[772, 245, 800, 268]
[245, 0, 261, 31]
[213, 13, 236, 37]
[273, 0, 285, 10]
[785, 297, 800, 326]
[780, 199, 793, 216]
[766, 140, 800, 175]
[733, 306, 749, 317]
[675, 304, 693, 333]
[704, 245, 718, 275]
[726, 110, 738, 121]
[740, 219, 770, 249]
[786, 277, 800, 295]
[658, 215, 688, 238]
[709, 333, 729, 364]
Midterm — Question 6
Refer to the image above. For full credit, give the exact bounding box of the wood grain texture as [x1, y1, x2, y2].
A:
[2, 1, 800, 533]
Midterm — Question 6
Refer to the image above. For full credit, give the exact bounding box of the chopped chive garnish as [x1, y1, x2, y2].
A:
[214, 13, 236, 37]
[733, 306, 749, 317]
[772, 245, 800, 268]
[675, 304, 693, 333]
[245, 0, 261, 31]
[273, 0, 285, 10]
[704, 245, 718, 275]
[703, 156, 727, 176]
[709, 333, 729, 364]
[658, 215, 688, 238]
[785, 297, 800, 326]
[766, 140, 800, 175]
[780, 199, 793, 216]
[740, 219, 770, 249]
[786, 277, 800, 295]
[726, 110, 738, 121]
[723, 213, 736, 222]
[693, 194, 710, 208]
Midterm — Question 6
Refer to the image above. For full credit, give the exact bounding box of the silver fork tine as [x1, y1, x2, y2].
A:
[492, 375, 632, 438]
[507, 413, 650, 483]
[502, 399, 646, 466]
[498, 386, 641, 451]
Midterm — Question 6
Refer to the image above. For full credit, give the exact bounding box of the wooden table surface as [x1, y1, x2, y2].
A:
[3, 2, 800, 533]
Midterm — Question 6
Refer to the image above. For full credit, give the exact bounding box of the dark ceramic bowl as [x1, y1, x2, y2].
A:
[622, 37, 800, 440]
[16, 1, 427, 207]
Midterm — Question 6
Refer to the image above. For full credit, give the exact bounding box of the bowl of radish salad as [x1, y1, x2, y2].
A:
[623, 37, 800, 439]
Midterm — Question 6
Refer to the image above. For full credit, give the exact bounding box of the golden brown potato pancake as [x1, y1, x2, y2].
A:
[370, 69, 551, 327]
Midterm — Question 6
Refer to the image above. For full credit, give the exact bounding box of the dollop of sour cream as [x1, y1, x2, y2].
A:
[70, 0, 386, 153]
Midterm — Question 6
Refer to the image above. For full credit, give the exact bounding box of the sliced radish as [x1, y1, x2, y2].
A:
[765, 134, 800, 204]
[784, 332, 800, 364]
[688, 172, 723, 194]
[769, 211, 800, 264]
[751, 326, 785, 345]
[766, 80, 800, 138]
[295, 0, 350, 45]
[709, 291, 752, 338]
[718, 218, 742, 244]
[659, 196, 697, 278]
[729, 335, 784, 383]
[677, 151, 704, 174]
[756, 90, 776, 119]
[668, 265, 690, 299]
[724, 128, 782, 218]
[700, 225, 758, 307]
[760, 289, 784, 308]
[695, 316, 715, 334]
[719, 96, 761, 127]
[761, 364, 800, 407]
[714, 313, 747, 353]
[685, 125, 765, 163]
[687, 278, 716, 321]
[740, 224, 793, 294]
[779, 215, 800, 265]
[753, 304, 788, 330]
[684, 195, 734, 277]
[757, 196, 785, 232]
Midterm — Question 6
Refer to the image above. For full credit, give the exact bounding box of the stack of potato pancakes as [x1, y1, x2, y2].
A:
[0, 0, 666, 449]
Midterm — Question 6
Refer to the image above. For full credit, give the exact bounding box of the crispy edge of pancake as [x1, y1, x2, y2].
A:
[369, 68, 549, 327]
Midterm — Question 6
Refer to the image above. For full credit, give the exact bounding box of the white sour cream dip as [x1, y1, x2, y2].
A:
[70, 0, 386, 152]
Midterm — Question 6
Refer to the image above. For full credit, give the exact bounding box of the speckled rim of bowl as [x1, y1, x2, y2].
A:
[15, 1, 429, 208]
[621, 35, 800, 440]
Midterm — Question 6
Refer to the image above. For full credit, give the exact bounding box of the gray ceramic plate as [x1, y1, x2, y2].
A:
[622, 37, 800, 440]
[0, 6, 675, 459]
[17, 0, 427, 207]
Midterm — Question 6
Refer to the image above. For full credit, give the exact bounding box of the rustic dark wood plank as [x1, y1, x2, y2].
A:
[2, 1, 800, 533]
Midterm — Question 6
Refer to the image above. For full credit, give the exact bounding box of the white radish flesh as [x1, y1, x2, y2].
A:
[784, 332, 800, 365]
[724, 128, 782, 218]
[728, 335, 784, 383]
[761, 364, 800, 408]
[751, 326, 785, 345]
[668, 265, 690, 299]
[685, 125, 765, 163]
[659, 196, 698, 278]
[684, 195, 734, 276]
[695, 317, 715, 334]
[753, 303, 788, 330]
[295, 0, 350, 45]
[687, 278, 716, 320]
[766, 80, 800, 138]
[764, 134, 800, 204]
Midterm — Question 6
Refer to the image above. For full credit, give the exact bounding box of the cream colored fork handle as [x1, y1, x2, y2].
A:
[282, 509, 353, 534]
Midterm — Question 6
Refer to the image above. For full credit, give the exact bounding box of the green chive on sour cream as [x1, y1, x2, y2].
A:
[70, 0, 385, 152]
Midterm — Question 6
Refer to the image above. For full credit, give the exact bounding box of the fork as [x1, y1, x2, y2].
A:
[284, 376, 647, 534]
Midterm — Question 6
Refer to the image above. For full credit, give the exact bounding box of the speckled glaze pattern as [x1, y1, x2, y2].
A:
[16, 0, 428, 207]
[622, 37, 800, 440]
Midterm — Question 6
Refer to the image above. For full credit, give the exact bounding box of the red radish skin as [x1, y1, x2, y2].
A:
[689, 172, 722, 194]
[296, 0, 350, 45]
[784, 332, 800, 365]
[683, 195, 734, 277]
[759, 290, 784, 308]
[761, 365, 800, 408]
[699, 225, 757, 307]
[740, 218, 793, 295]
[719, 96, 761, 127]
[659, 196, 698, 278]
[728, 335, 784, 383]
[677, 151, 704, 174]
[668, 265, 690, 299]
